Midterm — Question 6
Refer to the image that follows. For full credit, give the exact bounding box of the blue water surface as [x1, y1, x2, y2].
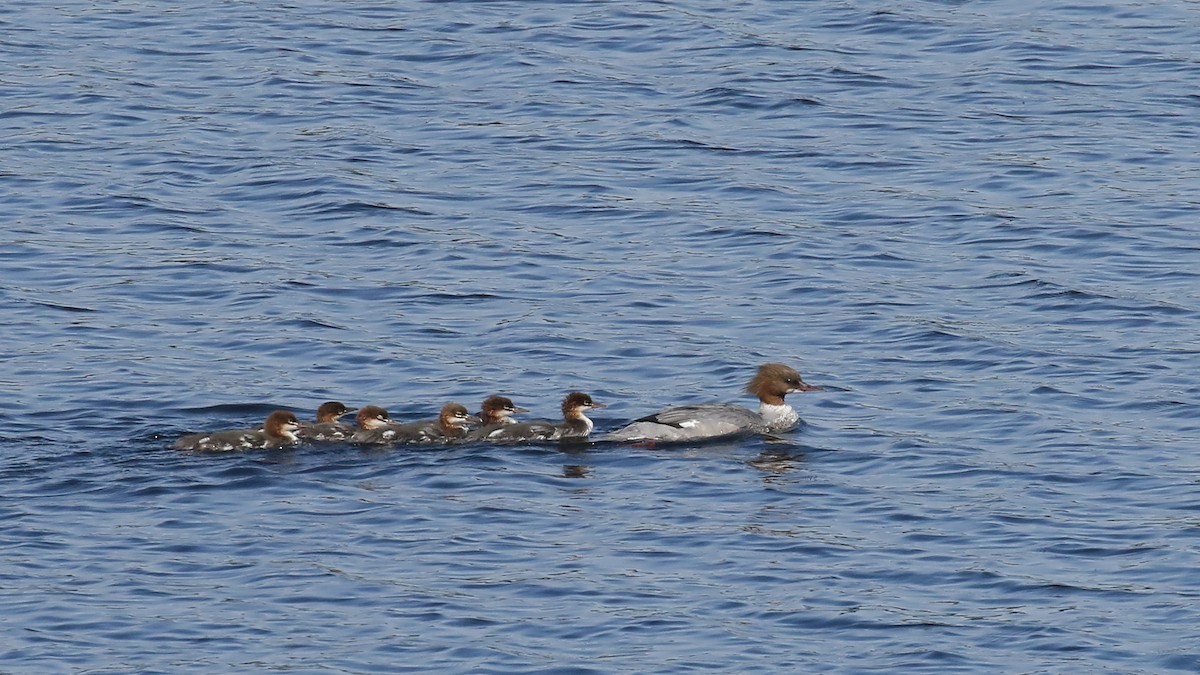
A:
[2, 0, 1199, 672]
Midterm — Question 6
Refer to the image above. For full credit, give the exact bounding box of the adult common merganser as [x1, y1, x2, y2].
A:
[482, 392, 604, 442]
[601, 363, 821, 443]
[352, 403, 479, 444]
[465, 395, 530, 441]
[173, 410, 303, 451]
[297, 401, 357, 442]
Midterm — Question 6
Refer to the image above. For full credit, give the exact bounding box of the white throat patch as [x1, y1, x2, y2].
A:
[759, 403, 799, 431]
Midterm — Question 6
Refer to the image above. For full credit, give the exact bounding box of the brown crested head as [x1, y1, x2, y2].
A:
[356, 405, 392, 430]
[315, 401, 354, 423]
[479, 395, 529, 423]
[745, 363, 820, 405]
[439, 402, 478, 430]
[561, 391, 604, 417]
[264, 410, 301, 435]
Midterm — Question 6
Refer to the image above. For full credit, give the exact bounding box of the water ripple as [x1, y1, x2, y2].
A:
[2, 0, 1200, 672]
